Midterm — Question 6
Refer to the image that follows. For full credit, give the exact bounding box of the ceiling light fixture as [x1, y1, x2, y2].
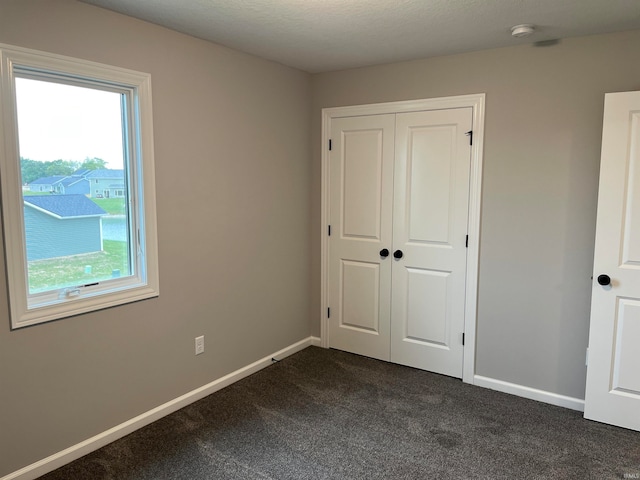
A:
[511, 24, 535, 38]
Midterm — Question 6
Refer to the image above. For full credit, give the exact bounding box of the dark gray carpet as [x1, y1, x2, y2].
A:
[40, 347, 640, 479]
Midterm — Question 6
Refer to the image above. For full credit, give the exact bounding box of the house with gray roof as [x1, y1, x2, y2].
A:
[28, 175, 66, 193]
[54, 176, 90, 195]
[84, 169, 125, 198]
[28, 169, 125, 198]
[23, 195, 106, 261]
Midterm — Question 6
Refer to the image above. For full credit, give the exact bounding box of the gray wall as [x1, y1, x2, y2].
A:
[2, 0, 640, 476]
[310, 30, 640, 401]
[0, 0, 311, 476]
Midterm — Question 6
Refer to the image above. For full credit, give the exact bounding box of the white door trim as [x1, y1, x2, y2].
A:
[320, 94, 485, 384]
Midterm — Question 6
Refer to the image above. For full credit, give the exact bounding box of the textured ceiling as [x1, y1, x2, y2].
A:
[81, 0, 640, 73]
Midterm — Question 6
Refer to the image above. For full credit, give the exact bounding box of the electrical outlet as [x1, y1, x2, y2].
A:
[195, 335, 204, 355]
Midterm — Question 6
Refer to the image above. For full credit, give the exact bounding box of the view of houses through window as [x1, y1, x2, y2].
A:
[16, 78, 132, 294]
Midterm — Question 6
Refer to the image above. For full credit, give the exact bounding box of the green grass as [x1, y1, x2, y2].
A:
[27, 240, 130, 293]
[92, 198, 125, 215]
[22, 190, 46, 196]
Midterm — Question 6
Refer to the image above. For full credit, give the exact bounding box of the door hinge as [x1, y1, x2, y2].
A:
[462, 332, 465, 346]
[328, 225, 331, 236]
[465, 130, 473, 146]
[327, 307, 331, 318]
[329, 139, 332, 151]
[465, 235, 468, 248]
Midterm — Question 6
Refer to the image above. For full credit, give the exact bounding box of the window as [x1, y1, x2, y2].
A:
[0, 44, 159, 328]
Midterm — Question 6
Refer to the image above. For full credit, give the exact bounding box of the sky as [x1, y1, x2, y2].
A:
[15, 78, 124, 169]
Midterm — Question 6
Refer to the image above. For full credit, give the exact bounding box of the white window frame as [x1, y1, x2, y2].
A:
[0, 43, 160, 329]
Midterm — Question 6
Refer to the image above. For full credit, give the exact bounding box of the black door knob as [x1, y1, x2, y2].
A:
[597, 274, 611, 286]
[380, 248, 389, 258]
[393, 249, 403, 259]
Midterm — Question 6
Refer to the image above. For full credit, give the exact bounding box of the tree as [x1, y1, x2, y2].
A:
[80, 157, 108, 170]
[44, 159, 79, 177]
[20, 158, 47, 184]
[20, 158, 80, 184]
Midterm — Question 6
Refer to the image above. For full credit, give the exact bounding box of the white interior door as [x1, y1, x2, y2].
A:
[390, 109, 472, 377]
[328, 114, 395, 361]
[584, 91, 640, 431]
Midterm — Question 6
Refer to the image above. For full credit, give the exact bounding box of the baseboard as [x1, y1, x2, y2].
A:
[2, 336, 318, 480]
[473, 375, 585, 412]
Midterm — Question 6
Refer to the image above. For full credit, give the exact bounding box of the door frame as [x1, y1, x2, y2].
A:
[320, 94, 485, 384]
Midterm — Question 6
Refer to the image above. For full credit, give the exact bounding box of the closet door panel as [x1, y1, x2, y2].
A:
[391, 108, 472, 377]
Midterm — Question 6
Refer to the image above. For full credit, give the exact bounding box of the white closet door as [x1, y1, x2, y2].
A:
[390, 108, 472, 378]
[584, 91, 640, 431]
[328, 114, 395, 361]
